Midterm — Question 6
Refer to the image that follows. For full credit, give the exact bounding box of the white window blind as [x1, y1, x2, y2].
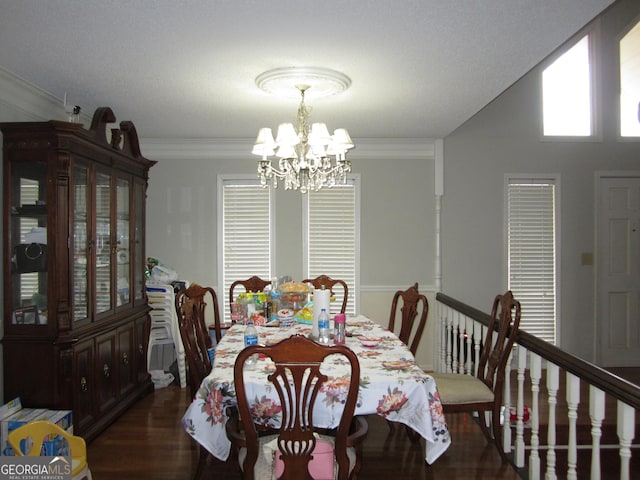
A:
[306, 182, 358, 316]
[221, 181, 271, 320]
[507, 179, 557, 344]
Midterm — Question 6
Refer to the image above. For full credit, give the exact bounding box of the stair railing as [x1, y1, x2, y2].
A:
[436, 292, 639, 480]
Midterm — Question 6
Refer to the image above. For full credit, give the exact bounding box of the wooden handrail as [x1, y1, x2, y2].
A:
[436, 292, 640, 411]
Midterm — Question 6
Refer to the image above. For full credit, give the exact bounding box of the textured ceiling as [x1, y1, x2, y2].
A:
[0, 0, 614, 140]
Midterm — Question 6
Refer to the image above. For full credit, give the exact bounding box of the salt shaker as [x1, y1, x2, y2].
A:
[334, 313, 346, 345]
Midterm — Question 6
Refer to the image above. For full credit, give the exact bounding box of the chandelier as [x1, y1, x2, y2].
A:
[252, 67, 355, 193]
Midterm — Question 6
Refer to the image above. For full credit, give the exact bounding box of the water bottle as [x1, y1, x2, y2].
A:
[269, 291, 280, 322]
[318, 308, 331, 344]
[334, 313, 346, 345]
[244, 320, 259, 365]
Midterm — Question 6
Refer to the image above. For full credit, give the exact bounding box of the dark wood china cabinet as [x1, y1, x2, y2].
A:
[1, 107, 155, 441]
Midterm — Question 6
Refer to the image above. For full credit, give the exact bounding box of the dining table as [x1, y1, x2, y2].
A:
[181, 314, 451, 465]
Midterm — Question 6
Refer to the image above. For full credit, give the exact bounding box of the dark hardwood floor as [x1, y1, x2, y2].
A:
[87, 385, 522, 479]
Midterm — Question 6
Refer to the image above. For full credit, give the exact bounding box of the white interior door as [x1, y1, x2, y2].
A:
[597, 175, 640, 367]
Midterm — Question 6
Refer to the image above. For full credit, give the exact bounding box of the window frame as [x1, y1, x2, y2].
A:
[504, 174, 561, 345]
[540, 26, 601, 142]
[302, 175, 361, 316]
[617, 15, 640, 141]
[217, 175, 275, 321]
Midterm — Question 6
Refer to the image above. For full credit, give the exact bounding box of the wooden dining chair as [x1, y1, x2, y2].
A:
[229, 275, 271, 308]
[176, 283, 223, 344]
[302, 274, 349, 314]
[387, 282, 428, 356]
[175, 286, 218, 480]
[226, 335, 368, 480]
[430, 290, 521, 462]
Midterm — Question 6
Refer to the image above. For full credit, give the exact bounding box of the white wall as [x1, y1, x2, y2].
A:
[141, 139, 440, 369]
[441, 0, 640, 361]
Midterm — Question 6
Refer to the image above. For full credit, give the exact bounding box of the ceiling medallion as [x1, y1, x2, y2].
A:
[255, 67, 352, 100]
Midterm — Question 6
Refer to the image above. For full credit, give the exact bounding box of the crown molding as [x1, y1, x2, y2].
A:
[0, 67, 91, 124]
[140, 137, 438, 161]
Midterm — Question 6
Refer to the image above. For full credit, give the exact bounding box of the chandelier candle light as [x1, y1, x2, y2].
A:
[252, 67, 355, 193]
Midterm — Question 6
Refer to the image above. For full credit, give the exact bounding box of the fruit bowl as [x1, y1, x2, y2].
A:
[279, 292, 308, 311]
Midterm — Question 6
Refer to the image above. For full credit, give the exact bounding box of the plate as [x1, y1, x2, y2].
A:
[382, 360, 414, 370]
[359, 337, 381, 348]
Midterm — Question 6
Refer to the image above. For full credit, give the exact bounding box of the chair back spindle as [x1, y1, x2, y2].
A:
[388, 282, 429, 355]
[231, 335, 364, 480]
[302, 275, 349, 314]
[229, 275, 272, 308]
[478, 290, 521, 403]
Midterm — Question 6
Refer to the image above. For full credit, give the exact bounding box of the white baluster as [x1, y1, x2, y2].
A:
[529, 354, 542, 480]
[566, 373, 580, 480]
[502, 347, 514, 455]
[617, 401, 635, 480]
[438, 304, 446, 372]
[457, 313, 466, 374]
[445, 308, 453, 373]
[515, 345, 527, 467]
[589, 386, 604, 480]
[473, 320, 482, 377]
[545, 363, 559, 480]
[465, 316, 473, 374]
[451, 311, 459, 373]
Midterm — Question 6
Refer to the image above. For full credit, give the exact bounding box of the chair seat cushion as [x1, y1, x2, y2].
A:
[431, 372, 495, 404]
[238, 434, 356, 480]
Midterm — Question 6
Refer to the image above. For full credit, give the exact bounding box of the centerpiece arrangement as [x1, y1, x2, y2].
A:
[233, 278, 334, 330]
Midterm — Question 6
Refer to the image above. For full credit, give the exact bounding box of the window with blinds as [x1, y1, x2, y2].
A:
[507, 178, 558, 344]
[221, 180, 272, 320]
[305, 180, 359, 316]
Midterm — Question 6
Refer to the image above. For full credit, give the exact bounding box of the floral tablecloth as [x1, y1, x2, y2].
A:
[182, 315, 451, 464]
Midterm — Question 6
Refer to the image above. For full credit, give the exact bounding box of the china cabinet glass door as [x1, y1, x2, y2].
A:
[72, 164, 89, 322]
[95, 171, 112, 314]
[133, 181, 144, 301]
[116, 177, 130, 306]
[10, 161, 48, 326]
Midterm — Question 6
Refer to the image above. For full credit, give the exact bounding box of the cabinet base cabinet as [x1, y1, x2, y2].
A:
[3, 313, 153, 442]
[72, 338, 96, 436]
[2, 342, 59, 408]
[2, 108, 156, 443]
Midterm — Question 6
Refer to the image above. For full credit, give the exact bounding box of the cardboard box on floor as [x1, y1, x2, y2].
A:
[0, 397, 73, 456]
